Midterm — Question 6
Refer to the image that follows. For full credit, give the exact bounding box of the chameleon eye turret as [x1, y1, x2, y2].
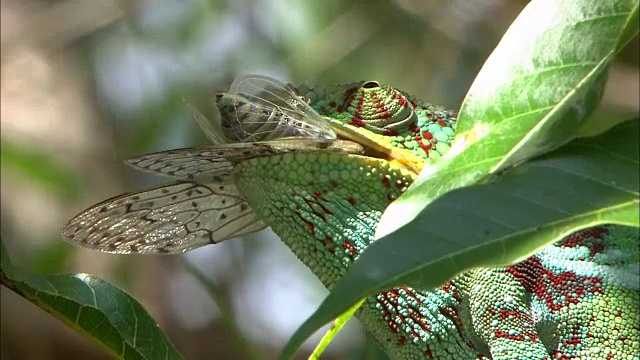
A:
[338, 81, 418, 136]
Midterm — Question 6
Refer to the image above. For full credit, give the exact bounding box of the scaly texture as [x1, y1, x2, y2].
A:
[233, 81, 639, 359]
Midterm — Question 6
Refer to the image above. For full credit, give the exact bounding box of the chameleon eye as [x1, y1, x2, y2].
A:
[362, 81, 380, 89]
[340, 82, 417, 135]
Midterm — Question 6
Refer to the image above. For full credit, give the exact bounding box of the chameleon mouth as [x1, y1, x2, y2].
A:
[332, 124, 422, 175]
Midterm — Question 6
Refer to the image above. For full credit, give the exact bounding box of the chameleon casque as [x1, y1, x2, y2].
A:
[62, 75, 640, 359]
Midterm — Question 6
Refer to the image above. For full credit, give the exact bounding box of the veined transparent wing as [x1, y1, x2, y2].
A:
[216, 75, 336, 142]
[61, 182, 265, 254]
[125, 142, 284, 182]
[182, 98, 228, 145]
[125, 139, 364, 181]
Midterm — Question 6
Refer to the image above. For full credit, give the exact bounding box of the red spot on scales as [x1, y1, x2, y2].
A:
[343, 241, 358, 258]
[313, 191, 322, 199]
[394, 93, 407, 107]
[343, 87, 358, 101]
[377, 287, 435, 338]
[499, 309, 523, 320]
[395, 179, 404, 188]
[397, 336, 407, 346]
[422, 131, 433, 140]
[494, 330, 526, 342]
[347, 197, 357, 205]
[383, 128, 398, 136]
[558, 226, 608, 257]
[560, 227, 608, 247]
[437, 119, 448, 127]
[349, 118, 366, 127]
[506, 256, 605, 312]
[417, 139, 432, 153]
[370, 91, 393, 120]
[564, 332, 582, 346]
[438, 304, 463, 330]
[350, 94, 366, 126]
[382, 176, 391, 188]
[441, 281, 463, 303]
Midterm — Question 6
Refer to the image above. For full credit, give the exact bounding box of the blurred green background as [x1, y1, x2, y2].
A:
[1, 0, 638, 359]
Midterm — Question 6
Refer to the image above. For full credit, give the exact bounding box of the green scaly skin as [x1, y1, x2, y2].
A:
[230, 82, 639, 359]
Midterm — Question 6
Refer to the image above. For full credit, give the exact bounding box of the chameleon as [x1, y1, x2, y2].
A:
[62, 75, 640, 359]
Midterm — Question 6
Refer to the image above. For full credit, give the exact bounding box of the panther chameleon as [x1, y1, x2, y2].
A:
[62, 75, 640, 359]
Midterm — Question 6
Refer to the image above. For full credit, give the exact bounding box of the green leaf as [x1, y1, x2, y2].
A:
[0, 237, 184, 360]
[308, 299, 364, 360]
[376, 0, 639, 239]
[279, 119, 639, 359]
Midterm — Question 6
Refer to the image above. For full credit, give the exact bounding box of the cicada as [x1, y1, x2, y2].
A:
[61, 75, 363, 254]
[188, 75, 336, 145]
[216, 75, 337, 142]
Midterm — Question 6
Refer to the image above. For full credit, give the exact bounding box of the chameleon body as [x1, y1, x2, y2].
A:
[63, 78, 639, 359]
[231, 82, 639, 359]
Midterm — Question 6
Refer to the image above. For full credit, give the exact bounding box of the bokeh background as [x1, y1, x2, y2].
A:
[1, 0, 638, 359]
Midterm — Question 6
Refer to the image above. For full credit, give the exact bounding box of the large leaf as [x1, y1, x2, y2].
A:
[376, 0, 639, 239]
[280, 118, 639, 358]
[0, 239, 184, 360]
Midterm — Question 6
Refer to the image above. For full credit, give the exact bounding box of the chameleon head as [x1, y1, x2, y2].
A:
[297, 80, 458, 171]
[210, 75, 458, 174]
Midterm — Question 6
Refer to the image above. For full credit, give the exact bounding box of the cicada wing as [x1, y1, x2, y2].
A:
[61, 182, 266, 254]
[182, 98, 228, 145]
[125, 140, 364, 182]
[125, 143, 288, 182]
[220, 74, 336, 141]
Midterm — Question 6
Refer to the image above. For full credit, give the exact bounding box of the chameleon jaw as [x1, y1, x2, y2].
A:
[331, 121, 424, 176]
